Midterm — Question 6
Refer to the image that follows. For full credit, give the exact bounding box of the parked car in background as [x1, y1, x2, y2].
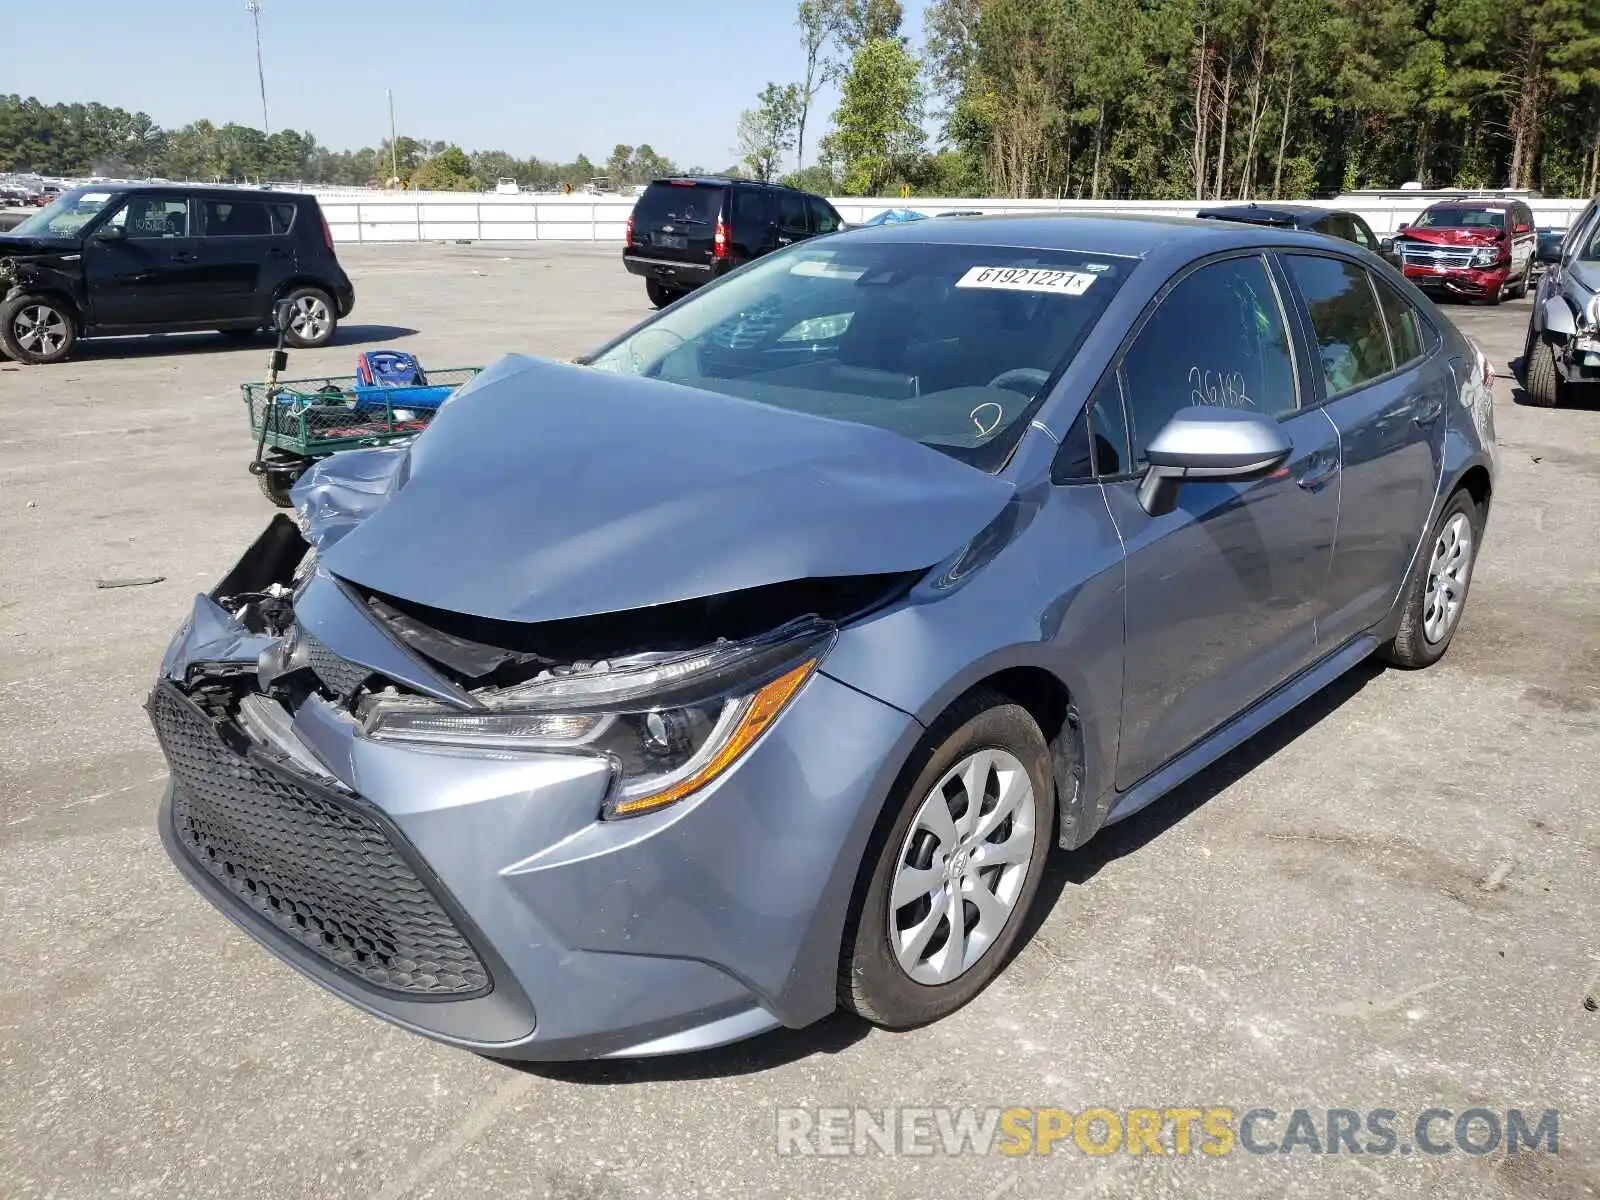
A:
[1390, 199, 1537, 304]
[153, 215, 1494, 1062]
[1523, 196, 1600, 407]
[1197, 203, 1391, 263]
[623, 177, 845, 307]
[0, 183, 354, 364]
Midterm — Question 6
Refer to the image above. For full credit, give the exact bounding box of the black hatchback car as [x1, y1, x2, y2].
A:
[0, 184, 355, 364]
[1197, 202, 1392, 260]
[623, 177, 844, 307]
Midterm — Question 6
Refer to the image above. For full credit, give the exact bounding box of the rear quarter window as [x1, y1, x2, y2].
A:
[632, 183, 726, 228]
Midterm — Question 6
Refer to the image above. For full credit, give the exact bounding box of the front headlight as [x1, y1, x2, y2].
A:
[1584, 292, 1600, 331]
[1470, 246, 1501, 268]
[361, 618, 834, 818]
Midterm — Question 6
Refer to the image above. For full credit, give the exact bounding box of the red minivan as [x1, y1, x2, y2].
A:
[1392, 199, 1538, 304]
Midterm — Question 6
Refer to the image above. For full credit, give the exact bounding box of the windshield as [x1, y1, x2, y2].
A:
[587, 240, 1131, 472]
[9, 188, 120, 239]
[1414, 207, 1506, 231]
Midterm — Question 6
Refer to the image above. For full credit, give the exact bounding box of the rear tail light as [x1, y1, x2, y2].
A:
[319, 208, 334, 250]
[714, 218, 729, 259]
[625, 214, 635, 246]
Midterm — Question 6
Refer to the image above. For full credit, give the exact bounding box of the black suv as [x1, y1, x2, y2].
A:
[0, 184, 355, 364]
[623, 177, 844, 307]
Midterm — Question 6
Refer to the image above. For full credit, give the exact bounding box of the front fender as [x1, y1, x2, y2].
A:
[1543, 295, 1579, 339]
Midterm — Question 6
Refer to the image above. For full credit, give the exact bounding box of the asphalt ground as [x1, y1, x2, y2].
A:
[0, 243, 1595, 1199]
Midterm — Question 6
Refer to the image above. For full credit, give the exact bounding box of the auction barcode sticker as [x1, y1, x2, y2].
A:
[955, 266, 1097, 295]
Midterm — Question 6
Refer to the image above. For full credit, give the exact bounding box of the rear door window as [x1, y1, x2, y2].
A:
[775, 190, 810, 235]
[201, 200, 275, 237]
[1282, 255, 1395, 397]
[1374, 279, 1425, 367]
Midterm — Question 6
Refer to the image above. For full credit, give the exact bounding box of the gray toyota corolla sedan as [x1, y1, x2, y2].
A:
[151, 215, 1496, 1060]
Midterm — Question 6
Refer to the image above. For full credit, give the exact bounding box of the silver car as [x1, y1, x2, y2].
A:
[1524, 196, 1600, 407]
[151, 216, 1496, 1060]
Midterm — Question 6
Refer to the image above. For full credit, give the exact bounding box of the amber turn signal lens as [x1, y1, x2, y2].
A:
[606, 659, 817, 818]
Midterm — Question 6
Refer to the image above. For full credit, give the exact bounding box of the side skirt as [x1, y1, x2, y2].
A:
[1094, 633, 1379, 833]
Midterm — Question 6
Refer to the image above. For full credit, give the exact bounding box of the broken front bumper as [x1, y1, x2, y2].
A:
[1402, 264, 1510, 298]
[151, 547, 920, 1060]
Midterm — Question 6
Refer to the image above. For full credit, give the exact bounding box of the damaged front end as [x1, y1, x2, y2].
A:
[149, 508, 926, 1057]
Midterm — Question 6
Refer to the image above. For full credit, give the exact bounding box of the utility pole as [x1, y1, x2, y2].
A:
[388, 89, 400, 187]
[246, 1, 270, 134]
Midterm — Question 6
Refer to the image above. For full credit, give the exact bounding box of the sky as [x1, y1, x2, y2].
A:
[8, 0, 931, 170]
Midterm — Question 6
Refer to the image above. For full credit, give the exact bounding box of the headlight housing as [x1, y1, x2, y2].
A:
[360, 617, 834, 818]
[1470, 245, 1502, 268]
[1584, 292, 1600, 332]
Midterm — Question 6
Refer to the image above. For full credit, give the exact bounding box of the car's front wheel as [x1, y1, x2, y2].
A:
[839, 689, 1055, 1029]
[0, 294, 77, 364]
[1524, 333, 1564, 407]
[278, 287, 338, 349]
[1381, 488, 1484, 669]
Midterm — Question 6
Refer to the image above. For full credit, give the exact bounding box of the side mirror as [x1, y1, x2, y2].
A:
[1380, 237, 1395, 255]
[1516, 223, 1532, 234]
[1536, 238, 1563, 265]
[1398, 221, 1410, 231]
[94, 224, 125, 241]
[1136, 407, 1293, 517]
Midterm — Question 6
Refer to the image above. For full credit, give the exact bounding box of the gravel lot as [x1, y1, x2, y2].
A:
[1, 242, 1595, 1200]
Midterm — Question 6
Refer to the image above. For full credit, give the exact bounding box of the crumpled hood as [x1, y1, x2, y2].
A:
[1396, 226, 1504, 247]
[306, 355, 1014, 623]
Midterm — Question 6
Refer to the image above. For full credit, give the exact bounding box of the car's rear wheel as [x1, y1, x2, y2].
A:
[1524, 334, 1563, 407]
[645, 278, 680, 308]
[0, 294, 77, 364]
[1381, 488, 1483, 669]
[839, 689, 1055, 1029]
[278, 287, 337, 348]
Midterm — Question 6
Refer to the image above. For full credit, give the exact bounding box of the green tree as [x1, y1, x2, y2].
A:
[795, 0, 844, 170]
[411, 145, 482, 191]
[738, 83, 801, 181]
[821, 36, 926, 194]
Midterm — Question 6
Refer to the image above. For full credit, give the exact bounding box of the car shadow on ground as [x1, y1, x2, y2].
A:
[59, 323, 420, 362]
[502, 659, 1386, 1084]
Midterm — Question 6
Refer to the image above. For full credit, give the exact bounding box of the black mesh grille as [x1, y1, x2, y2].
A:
[151, 684, 491, 998]
[301, 632, 373, 699]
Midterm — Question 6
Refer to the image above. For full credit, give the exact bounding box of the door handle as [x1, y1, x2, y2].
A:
[1296, 453, 1339, 492]
[1414, 395, 1444, 426]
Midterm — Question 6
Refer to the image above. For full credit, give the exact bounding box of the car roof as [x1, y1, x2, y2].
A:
[649, 176, 816, 195]
[1424, 198, 1518, 210]
[68, 182, 313, 202]
[831, 211, 1358, 259]
[1196, 202, 1337, 226]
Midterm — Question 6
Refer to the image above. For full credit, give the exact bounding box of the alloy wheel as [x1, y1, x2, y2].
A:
[1423, 511, 1474, 644]
[288, 295, 331, 341]
[888, 747, 1037, 985]
[12, 303, 68, 356]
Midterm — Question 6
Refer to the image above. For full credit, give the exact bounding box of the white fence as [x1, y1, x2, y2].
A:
[314, 192, 1593, 245]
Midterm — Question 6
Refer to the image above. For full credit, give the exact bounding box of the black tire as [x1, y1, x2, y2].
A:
[256, 469, 298, 507]
[1511, 259, 1533, 299]
[0, 294, 77, 364]
[1524, 334, 1563, 407]
[645, 278, 679, 308]
[1380, 489, 1483, 670]
[839, 688, 1056, 1029]
[277, 287, 338, 349]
